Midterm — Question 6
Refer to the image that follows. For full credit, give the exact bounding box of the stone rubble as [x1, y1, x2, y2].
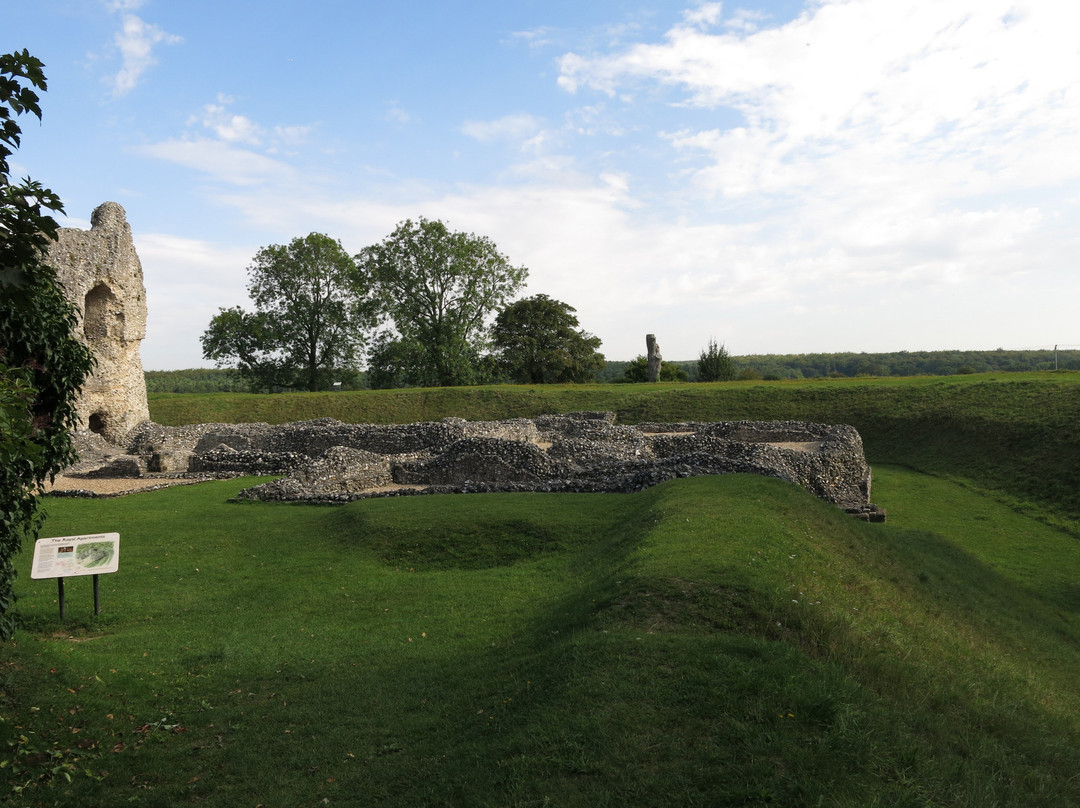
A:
[61, 411, 884, 520]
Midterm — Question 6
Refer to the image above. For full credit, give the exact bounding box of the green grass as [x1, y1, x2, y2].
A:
[4, 466, 1080, 806]
[148, 373, 1080, 526]
[5, 376, 1080, 805]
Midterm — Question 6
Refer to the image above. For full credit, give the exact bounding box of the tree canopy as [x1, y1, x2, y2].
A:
[698, 338, 736, 382]
[492, 294, 604, 384]
[618, 355, 689, 383]
[201, 233, 377, 392]
[357, 218, 527, 388]
[0, 50, 95, 639]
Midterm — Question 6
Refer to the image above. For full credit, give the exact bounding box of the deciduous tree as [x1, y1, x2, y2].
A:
[201, 233, 377, 392]
[357, 218, 527, 387]
[618, 356, 689, 383]
[492, 294, 603, 384]
[0, 50, 94, 639]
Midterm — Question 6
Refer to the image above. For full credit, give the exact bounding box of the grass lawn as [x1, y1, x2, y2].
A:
[4, 465, 1080, 806]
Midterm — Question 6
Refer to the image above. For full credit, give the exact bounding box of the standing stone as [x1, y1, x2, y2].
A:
[46, 202, 150, 443]
[646, 333, 662, 382]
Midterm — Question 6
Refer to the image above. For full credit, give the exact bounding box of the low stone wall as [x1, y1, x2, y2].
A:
[104, 412, 882, 518]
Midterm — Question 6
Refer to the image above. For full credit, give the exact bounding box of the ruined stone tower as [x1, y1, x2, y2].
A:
[47, 202, 150, 443]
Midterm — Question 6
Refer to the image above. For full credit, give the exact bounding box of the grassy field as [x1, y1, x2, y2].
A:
[4, 373, 1080, 806]
[149, 372, 1080, 526]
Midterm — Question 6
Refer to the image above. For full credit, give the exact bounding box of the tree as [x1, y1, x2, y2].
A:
[356, 218, 527, 387]
[0, 51, 95, 639]
[201, 233, 377, 392]
[364, 330, 427, 390]
[697, 338, 736, 382]
[618, 356, 689, 383]
[491, 294, 604, 384]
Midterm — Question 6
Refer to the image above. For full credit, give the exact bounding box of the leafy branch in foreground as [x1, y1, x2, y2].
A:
[0, 49, 94, 639]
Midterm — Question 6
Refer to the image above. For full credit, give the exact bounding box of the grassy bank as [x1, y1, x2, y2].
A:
[6, 468, 1080, 806]
[149, 373, 1080, 526]
[5, 374, 1079, 805]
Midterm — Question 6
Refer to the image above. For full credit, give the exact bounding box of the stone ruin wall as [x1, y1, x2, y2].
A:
[36, 207, 881, 519]
[68, 412, 884, 520]
[47, 202, 150, 443]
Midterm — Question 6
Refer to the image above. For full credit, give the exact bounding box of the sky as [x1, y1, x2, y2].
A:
[7, 0, 1080, 370]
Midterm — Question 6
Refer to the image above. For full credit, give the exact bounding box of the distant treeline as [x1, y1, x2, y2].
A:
[145, 368, 249, 394]
[600, 349, 1080, 383]
[148, 350, 1078, 393]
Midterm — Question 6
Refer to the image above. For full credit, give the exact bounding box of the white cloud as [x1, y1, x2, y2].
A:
[682, 2, 725, 29]
[723, 8, 767, 33]
[560, 0, 1080, 191]
[124, 1, 1080, 366]
[509, 27, 555, 50]
[198, 103, 265, 145]
[550, 0, 1080, 304]
[461, 114, 545, 144]
[384, 104, 412, 125]
[136, 233, 255, 369]
[272, 124, 313, 147]
[139, 96, 317, 189]
[111, 13, 182, 96]
[135, 138, 296, 186]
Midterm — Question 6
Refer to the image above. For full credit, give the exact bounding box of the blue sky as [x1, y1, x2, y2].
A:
[7, 0, 1079, 369]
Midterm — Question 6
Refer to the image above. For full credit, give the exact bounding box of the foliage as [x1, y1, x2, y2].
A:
[363, 330, 428, 390]
[733, 348, 1080, 379]
[201, 233, 376, 392]
[144, 367, 368, 394]
[597, 349, 1080, 383]
[737, 366, 764, 381]
[616, 355, 689, 383]
[491, 294, 604, 384]
[0, 50, 94, 640]
[697, 337, 736, 382]
[143, 368, 248, 394]
[357, 218, 527, 387]
[597, 359, 695, 383]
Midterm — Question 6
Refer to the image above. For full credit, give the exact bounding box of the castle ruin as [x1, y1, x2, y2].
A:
[40, 207, 883, 520]
[63, 412, 884, 519]
[47, 202, 150, 443]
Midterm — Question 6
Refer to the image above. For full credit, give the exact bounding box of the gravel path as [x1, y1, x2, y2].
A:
[43, 476, 204, 496]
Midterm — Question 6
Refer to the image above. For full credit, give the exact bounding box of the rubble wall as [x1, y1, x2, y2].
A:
[107, 412, 880, 518]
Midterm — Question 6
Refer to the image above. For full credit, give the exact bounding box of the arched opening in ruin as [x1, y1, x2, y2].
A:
[84, 283, 117, 342]
[88, 412, 108, 435]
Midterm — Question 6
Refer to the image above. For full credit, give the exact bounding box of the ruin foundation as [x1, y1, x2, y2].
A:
[60, 412, 885, 520]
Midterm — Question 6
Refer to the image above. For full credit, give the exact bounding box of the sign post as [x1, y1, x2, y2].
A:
[31, 533, 120, 619]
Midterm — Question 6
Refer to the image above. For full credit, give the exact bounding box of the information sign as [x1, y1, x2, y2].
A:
[31, 533, 120, 579]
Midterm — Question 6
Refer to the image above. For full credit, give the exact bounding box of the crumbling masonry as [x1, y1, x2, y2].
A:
[66, 412, 884, 519]
[47, 202, 150, 443]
